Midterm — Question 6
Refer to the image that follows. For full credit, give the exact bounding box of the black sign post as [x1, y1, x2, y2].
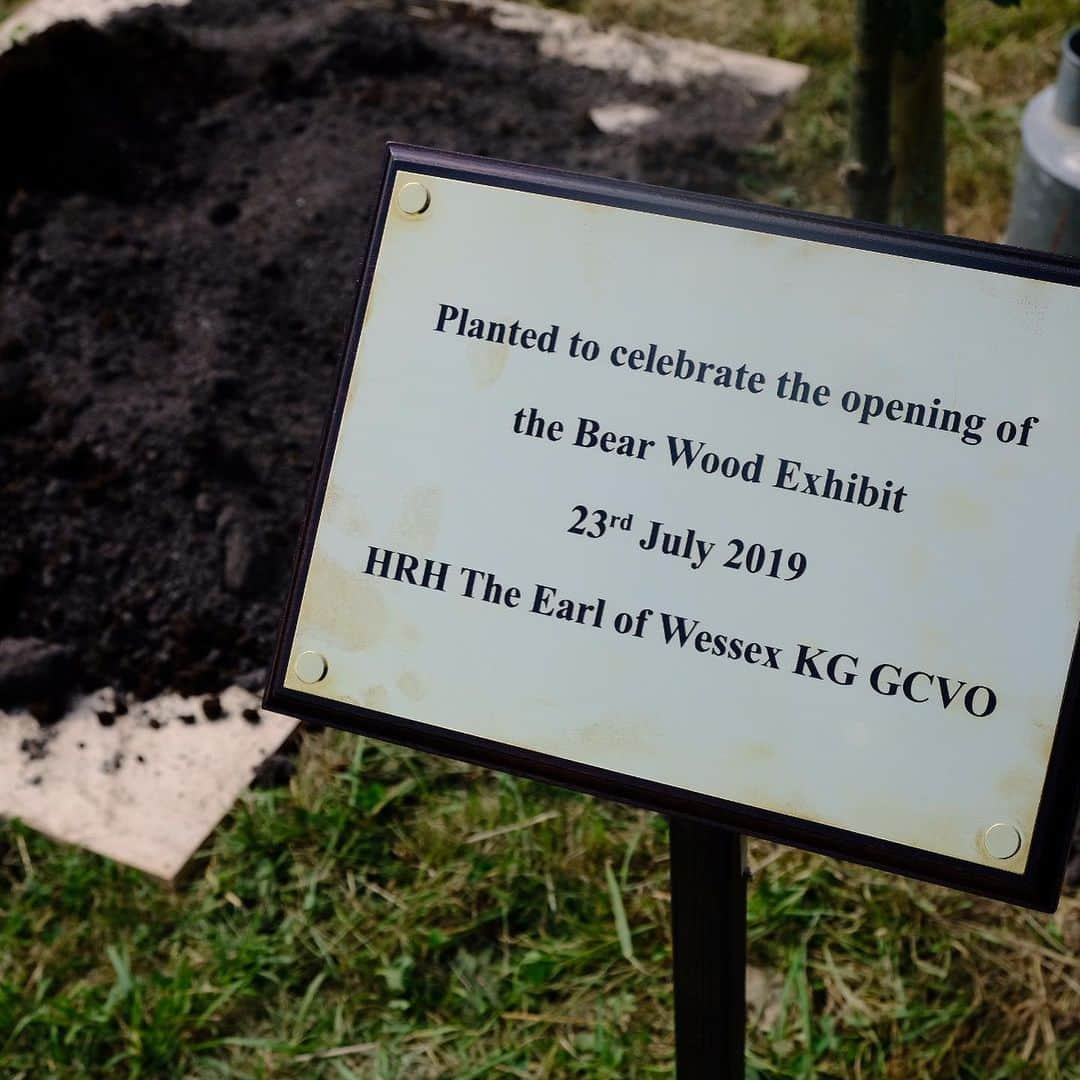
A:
[670, 820, 748, 1078]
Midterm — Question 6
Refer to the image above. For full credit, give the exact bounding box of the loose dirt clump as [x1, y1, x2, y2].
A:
[0, 0, 777, 702]
[0, 637, 77, 721]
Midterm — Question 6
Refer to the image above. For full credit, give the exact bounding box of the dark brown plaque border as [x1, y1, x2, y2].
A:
[266, 143, 1080, 912]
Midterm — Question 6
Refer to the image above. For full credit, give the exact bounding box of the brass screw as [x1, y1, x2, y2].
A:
[398, 181, 431, 216]
[984, 822, 1021, 860]
[294, 650, 328, 684]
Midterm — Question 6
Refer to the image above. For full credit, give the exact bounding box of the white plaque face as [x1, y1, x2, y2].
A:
[268, 146, 1080, 910]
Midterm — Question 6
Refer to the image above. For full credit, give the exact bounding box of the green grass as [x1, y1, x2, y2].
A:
[0, 0, 25, 25]
[2, 732, 1078, 1077]
[3, 2, 1079, 1076]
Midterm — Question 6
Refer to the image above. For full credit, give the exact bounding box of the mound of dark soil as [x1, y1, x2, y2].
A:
[0, 0, 778, 702]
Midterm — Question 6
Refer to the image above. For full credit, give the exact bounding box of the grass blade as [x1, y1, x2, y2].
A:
[604, 860, 635, 966]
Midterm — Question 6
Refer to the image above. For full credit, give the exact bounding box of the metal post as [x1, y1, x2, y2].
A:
[669, 817, 748, 1079]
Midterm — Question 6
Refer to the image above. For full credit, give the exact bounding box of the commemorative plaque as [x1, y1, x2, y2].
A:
[267, 144, 1080, 912]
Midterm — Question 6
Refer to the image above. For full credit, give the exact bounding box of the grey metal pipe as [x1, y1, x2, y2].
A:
[1005, 27, 1080, 255]
[1053, 27, 1080, 124]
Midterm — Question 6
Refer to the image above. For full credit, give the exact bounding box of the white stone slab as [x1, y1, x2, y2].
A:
[448, 0, 808, 97]
[1, 0, 807, 106]
[589, 102, 661, 135]
[0, 685, 298, 882]
[0, 0, 185, 49]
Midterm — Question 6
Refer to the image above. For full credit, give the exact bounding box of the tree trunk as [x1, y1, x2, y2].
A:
[846, 0, 895, 223]
[891, 35, 946, 232]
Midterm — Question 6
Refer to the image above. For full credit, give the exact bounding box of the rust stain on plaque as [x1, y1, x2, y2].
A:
[996, 764, 1039, 802]
[1028, 706, 1058, 763]
[321, 478, 369, 541]
[338, 501, 371, 542]
[303, 555, 388, 652]
[388, 486, 443, 551]
[364, 684, 390, 711]
[397, 671, 427, 702]
[735, 741, 777, 763]
[470, 342, 510, 389]
[936, 489, 991, 530]
[579, 714, 653, 757]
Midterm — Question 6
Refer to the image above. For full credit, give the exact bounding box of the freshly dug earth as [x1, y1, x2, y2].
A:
[0, 0, 775, 704]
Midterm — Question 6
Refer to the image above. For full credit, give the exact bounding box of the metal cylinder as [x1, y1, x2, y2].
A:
[1005, 27, 1080, 255]
[1054, 26, 1080, 124]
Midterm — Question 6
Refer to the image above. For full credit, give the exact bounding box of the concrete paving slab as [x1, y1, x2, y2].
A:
[1, 686, 298, 883]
